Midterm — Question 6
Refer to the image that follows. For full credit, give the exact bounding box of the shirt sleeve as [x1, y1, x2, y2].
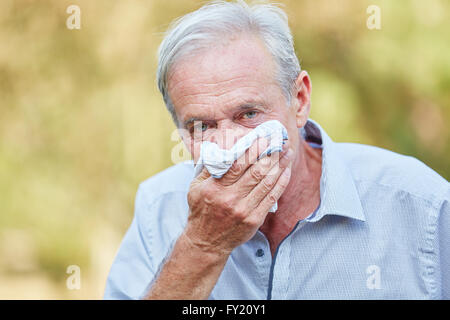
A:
[103, 186, 156, 300]
[440, 192, 450, 299]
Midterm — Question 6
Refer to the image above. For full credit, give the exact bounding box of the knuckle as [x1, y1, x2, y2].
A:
[228, 162, 243, 176]
[232, 205, 246, 220]
[250, 166, 263, 180]
[188, 186, 202, 206]
[219, 193, 236, 211]
[199, 181, 217, 204]
[262, 177, 275, 191]
[202, 189, 215, 205]
[267, 193, 278, 205]
[245, 216, 261, 228]
[187, 191, 196, 206]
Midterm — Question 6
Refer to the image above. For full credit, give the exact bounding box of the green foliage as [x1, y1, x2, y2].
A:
[0, 0, 448, 298]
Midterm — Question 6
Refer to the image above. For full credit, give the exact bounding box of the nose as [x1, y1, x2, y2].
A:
[209, 121, 250, 150]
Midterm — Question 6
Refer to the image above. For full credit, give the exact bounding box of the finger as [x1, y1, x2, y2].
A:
[245, 157, 292, 211]
[194, 167, 211, 184]
[219, 137, 270, 186]
[254, 166, 292, 216]
[238, 145, 292, 193]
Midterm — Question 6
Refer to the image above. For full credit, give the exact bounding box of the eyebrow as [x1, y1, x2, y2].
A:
[182, 102, 267, 128]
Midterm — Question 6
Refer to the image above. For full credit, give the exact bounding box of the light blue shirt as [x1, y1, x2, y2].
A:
[104, 119, 450, 299]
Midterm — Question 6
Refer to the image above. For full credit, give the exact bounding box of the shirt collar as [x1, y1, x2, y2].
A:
[302, 119, 366, 222]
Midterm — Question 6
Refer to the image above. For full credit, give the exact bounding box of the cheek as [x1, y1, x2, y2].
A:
[268, 108, 297, 132]
[191, 141, 203, 163]
[191, 144, 201, 162]
[180, 134, 201, 162]
[269, 110, 300, 149]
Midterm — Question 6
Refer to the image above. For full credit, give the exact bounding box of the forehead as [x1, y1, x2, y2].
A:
[167, 35, 279, 120]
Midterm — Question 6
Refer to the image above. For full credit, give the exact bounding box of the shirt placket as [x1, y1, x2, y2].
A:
[267, 220, 306, 299]
[251, 231, 272, 296]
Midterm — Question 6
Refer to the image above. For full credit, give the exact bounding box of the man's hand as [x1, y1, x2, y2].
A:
[185, 138, 293, 256]
[144, 138, 293, 300]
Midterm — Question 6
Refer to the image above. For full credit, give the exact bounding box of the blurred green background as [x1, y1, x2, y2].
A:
[0, 0, 448, 299]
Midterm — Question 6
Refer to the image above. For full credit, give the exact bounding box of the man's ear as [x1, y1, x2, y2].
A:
[291, 70, 312, 129]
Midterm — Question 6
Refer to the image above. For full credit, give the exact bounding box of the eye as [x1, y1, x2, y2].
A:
[191, 122, 209, 134]
[242, 111, 258, 119]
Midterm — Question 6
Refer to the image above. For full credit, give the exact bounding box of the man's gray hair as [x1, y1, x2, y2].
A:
[156, 0, 301, 126]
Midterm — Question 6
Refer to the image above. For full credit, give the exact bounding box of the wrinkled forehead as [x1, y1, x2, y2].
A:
[166, 35, 279, 108]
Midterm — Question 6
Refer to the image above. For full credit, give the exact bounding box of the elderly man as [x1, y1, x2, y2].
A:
[104, 1, 449, 299]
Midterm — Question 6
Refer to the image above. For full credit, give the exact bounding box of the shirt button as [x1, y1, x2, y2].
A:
[255, 249, 265, 257]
